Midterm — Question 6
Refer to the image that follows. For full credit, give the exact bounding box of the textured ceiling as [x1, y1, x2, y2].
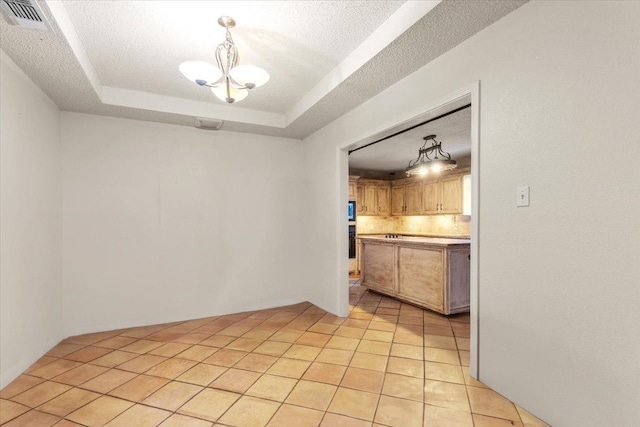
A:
[0, 0, 528, 138]
[349, 107, 471, 174]
[61, 0, 405, 114]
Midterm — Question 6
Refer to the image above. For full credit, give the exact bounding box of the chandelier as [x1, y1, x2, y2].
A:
[405, 135, 457, 177]
[179, 16, 269, 103]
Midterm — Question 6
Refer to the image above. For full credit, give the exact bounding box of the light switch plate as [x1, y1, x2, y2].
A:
[517, 186, 530, 207]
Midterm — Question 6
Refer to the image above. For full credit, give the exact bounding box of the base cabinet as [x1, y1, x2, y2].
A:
[361, 238, 470, 315]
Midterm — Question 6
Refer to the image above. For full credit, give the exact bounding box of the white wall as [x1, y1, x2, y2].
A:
[62, 113, 306, 335]
[302, 2, 640, 426]
[0, 51, 63, 388]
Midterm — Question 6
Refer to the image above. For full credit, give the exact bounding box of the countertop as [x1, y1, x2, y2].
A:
[357, 234, 470, 246]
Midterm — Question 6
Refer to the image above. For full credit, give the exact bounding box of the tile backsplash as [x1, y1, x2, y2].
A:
[356, 215, 470, 237]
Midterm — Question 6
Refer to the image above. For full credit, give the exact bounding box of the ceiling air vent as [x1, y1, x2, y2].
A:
[194, 117, 223, 131]
[1, 0, 51, 31]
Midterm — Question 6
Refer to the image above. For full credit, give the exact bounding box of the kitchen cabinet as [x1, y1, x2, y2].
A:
[360, 236, 470, 315]
[348, 177, 358, 200]
[421, 175, 462, 215]
[391, 182, 421, 215]
[357, 181, 390, 216]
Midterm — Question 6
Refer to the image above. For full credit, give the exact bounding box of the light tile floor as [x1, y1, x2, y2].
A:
[0, 283, 550, 426]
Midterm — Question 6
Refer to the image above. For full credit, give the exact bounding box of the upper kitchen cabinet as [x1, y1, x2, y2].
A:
[392, 181, 422, 215]
[348, 176, 358, 200]
[358, 180, 390, 216]
[421, 174, 463, 215]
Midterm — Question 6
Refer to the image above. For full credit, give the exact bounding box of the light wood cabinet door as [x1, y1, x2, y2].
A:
[376, 185, 390, 216]
[422, 180, 440, 214]
[363, 185, 377, 215]
[404, 183, 422, 215]
[348, 182, 356, 200]
[362, 242, 395, 294]
[397, 246, 444, 311]
[391, 186, 405, 215]
[356, 185, 366, 215]
[440, 176, 462, 214]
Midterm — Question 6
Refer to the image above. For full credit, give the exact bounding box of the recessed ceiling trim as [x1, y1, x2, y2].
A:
[101, 87, 286, 128]
[284, 0, 441, 126]
[46, 0, 102, 98]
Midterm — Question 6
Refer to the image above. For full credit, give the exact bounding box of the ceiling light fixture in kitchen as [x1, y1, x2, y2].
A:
[405, 134, 457, 177]
[179, 16, 269, 104]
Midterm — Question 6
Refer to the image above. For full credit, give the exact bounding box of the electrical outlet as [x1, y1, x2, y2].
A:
[517, 186, 530, 207]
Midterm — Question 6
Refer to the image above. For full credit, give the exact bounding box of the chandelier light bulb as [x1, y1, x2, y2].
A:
[229, 65, 270, 89]
[419, 167, 428, 176]
[211, 84, 248, 104]
[179, 61, 222, 85]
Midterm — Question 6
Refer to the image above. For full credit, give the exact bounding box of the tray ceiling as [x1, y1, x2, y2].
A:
[0, 0, 527, 138]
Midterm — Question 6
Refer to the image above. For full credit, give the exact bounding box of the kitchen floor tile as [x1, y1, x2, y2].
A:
[28, 360, 82, 380]
[374, 395, 423, 427]
[2, 410, 60, 427]
[158, 413, 213, 427]
[218, 395, 280, 427]
[381, 373, 423, 401]
[423, 380, 470, 412]
[177, 388, 240, 422]
[209, 368, 261, 393]
[64, 346, 112, 363]
[149, 343, 193, 358]
[467, 386, 521, 422]
[245, 374, 297, 402]
[302, 362, 346, 385]
[0, 376, 45, 399]
[424, 361, 464, 384]
[516, 404, 551, 426]
[327, 387, 379, 421]
[253, 341, 292, 357]
[315, 348, 354, 366]
[66, 395, 133, 426]
[116, 354, 167, 373]
[145, 358, 197, 379]
[203, 349, 248, 367]
[339, 367, 384, 394]
[234, 353, 279, 373]
[349, 352, 388, 372]
[51, 364, 108, 386]
[78, 369, 137, 394]
[267, 358, 311, 379]
[326, 336, 360, 351]
[285, 380, 337, 411]
[103, 404, 171, 427]
[390, 343, 423, 360]
[108, 374, 169, 402]
[0, 399, 30, 424]
[10, 381, 71, 408]
[89, 350, 139, 368]
[267, 403, 324, 427]
[386, 357, 424, 378]
[356, 340, 391, 356]
[472, 414, 524, 427]
[176, 363, 227, 386]
[37, 388, 100, 417]
[142, 381, 203, 411]
[423, 404, 474, 427]
[319, 412, 372, 427]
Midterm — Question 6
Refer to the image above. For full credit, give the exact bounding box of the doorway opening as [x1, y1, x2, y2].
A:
[339, 83, 480, 378]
